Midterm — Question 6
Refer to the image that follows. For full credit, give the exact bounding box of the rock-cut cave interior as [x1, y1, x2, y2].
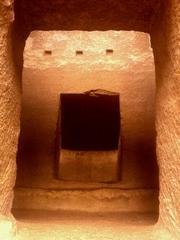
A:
[13, 29, 160, 231]
[0, 0, 179, 239]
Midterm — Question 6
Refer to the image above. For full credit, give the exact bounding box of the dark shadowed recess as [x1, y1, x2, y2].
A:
[14, 0, 160, 33]
[60, 93, 120, 151]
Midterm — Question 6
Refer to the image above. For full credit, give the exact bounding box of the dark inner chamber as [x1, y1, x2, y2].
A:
[60, 93, 120, 151]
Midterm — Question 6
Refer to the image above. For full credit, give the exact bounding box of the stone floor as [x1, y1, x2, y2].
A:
[13, 210, 173, 240]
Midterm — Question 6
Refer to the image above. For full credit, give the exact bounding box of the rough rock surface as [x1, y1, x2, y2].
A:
[0, 0, 20, 216]
[15, 0, 160, 32]
[16, 31, 157, 191]
[0, 0, 21, 239]
[151, 0, 180, 239]
[0, 0, 179, 239]
[13, 188, 159, 213]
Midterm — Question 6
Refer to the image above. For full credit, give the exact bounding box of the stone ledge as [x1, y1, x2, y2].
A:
[13, 188, 159, 213]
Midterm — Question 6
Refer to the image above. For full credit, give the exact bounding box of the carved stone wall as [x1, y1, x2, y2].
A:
[151, 0, 180, 239]
[0, 0, 179, 239]
[15, 31, 157, 190]
[0, 1, 21, 238]
[0, 0, 20, 217]
[15, 0, 160, 32]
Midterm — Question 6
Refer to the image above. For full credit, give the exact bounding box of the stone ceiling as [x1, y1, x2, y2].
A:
[15, 0, 161, 33]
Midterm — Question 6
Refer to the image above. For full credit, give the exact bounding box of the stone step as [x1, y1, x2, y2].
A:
[13, 188, 159, 213]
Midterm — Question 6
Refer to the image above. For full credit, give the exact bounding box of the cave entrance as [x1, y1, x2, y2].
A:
[13, 30, 159, 219]
[57, 91, 120, 182]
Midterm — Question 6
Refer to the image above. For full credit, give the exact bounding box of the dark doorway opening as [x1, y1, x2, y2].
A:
[57, 90, 121, 183]
[60, 91, 120, 151]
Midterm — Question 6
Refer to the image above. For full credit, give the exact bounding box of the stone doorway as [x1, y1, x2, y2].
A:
[13, 30, 159, 216]
[57, 90, 121, 182]
[1, 1, 179, 239]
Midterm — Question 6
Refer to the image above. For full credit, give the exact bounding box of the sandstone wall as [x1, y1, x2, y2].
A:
[0, 0, 20, 217]
[151, 0, 180, 238]
[0, 0, 179, 238]
[15, 0, 160, 32]
[16, 31, 159, 190]
[0, 0, 21, 238]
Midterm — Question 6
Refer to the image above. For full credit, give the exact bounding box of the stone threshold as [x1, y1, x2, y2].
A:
[13, 187, 159, 213]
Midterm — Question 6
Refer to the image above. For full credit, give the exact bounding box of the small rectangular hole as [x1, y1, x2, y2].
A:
[76, 50, 83, 56]
[44, 50, 52, 56]
[106, 49, 114, 55]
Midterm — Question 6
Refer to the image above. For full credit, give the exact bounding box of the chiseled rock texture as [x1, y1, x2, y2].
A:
[16, 31, 157, 190]
[0, 0, 179, 239]
[15, 0, 160, 32]
[0, 0, 20, 219]
[151, 0, 180, 239]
